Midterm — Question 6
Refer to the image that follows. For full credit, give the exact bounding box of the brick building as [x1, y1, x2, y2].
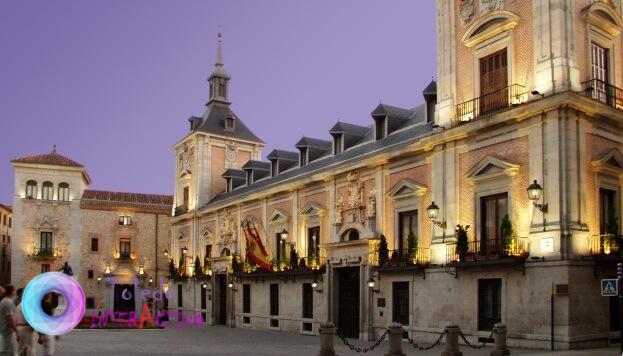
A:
[10, 147, 172, 316]
[169, 0, 623, 350]
[0, 203, 11, 286]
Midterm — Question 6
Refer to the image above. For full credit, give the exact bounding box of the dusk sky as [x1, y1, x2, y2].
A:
[0, 1, 436, 204]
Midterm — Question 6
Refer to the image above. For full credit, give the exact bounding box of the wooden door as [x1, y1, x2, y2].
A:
[337, 267, 360, 338]
[479, 49, 508, 113]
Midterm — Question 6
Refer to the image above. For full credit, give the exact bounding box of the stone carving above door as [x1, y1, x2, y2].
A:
[460, 0, 475, 24]
[480, 0, 504, 14]
[334, 171, 375, 227]
[217, 209, 237, 253]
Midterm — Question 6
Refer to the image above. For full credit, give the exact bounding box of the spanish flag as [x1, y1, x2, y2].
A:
[242, 220, 272, 271]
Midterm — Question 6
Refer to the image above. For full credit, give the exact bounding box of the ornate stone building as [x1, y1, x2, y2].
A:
[10, 148, 172, 316]
[0, 204, 11, 286]
[170, 0, 623, 350]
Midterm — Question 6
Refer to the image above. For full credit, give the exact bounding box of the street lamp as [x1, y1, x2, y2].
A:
[527, 180, 548, 213]
[149, 277, 153, 286]
[426, 201, 447, 229]
[280, 229, 288, 241]
[182, 246, 188, 255]
[367, 276, 379, 293]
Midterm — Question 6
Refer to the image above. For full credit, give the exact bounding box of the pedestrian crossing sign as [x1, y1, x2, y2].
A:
[601, 279, 619, 297]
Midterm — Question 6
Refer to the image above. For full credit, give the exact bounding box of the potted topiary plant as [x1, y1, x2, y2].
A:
[456, 224, 470, 262]
[168, 259, 177, 278]
[378, 234, 389, 266]
[194, 255, 203, 277]
[603, 207, 619, 254]
[289, 244, 298, 270]
[408, 231, 418, 264]
[500, 214, 514, 255]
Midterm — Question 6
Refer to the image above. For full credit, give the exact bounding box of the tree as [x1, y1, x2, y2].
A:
[456, 224, 470, 262]
[378, 234, 389, 266]
[168, 259, 177, 278]
[500, 214, 514, 254]
[194, 255, 203, 277]
[408, 231, 418, 263]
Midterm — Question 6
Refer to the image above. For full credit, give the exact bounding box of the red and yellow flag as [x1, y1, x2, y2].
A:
[242, 220, 272, 271]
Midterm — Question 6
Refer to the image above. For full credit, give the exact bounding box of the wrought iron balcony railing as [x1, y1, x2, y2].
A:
[32, 247, 59, 258]
[446, 237, 529, 264]
[117, 251, 136, 261]
[580, 79, 623, 111]
[233, 255, 326, 275]
[369, 248, 430, 269]
[454, 84, 528, 124]
[589, 234, 622, 256]
[174, 204, 189, 217]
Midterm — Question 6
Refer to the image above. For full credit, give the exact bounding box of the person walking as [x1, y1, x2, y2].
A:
[0, 285, 20, 356]
[15, 288, 34, 356]
[37, 293, 57, 356]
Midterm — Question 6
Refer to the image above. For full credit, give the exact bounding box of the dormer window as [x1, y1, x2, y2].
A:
[333, 135, 343, 155]
[375, 119, 387, 140]
[299, 148, 308, 167]
[271, 161, 278, 177]
[246, 170, 253, 185]
[225, 117, 235, 131]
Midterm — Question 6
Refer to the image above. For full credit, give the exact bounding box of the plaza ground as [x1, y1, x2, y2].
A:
[54, 326, 620, 356]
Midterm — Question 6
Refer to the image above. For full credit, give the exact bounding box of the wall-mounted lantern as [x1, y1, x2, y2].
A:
[367, 276, 380, 294]
[164, 249, 169, 257]
[426, 201, 447, 229]
[527, 180, 548, 213]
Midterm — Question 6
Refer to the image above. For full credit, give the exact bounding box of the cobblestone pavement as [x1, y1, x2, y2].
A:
[54, 326, 619, 356]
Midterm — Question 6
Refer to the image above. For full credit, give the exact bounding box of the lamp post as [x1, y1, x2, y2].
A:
[426, 201, 447, 229]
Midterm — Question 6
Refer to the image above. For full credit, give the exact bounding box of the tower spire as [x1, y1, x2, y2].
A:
[207, 31, 231, 105]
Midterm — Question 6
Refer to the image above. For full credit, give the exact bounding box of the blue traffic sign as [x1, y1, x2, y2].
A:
[601, 279, 619, 297]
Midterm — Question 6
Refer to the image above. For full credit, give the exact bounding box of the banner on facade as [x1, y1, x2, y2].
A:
[241, 220, 272, 271]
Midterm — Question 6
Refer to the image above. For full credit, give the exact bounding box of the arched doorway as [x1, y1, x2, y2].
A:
[342, 229, 360, 241]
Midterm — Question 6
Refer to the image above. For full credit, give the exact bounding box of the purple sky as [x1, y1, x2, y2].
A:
[0, 1, 436, 204]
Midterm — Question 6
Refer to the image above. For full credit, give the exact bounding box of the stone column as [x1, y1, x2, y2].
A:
[441, 323, 462, 356]
[490, 323, 510, 356]
[384, 323, 405, 356]
[318, 322, 337, 356]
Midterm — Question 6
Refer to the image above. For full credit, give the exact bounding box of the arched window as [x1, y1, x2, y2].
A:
[41, 182, 54, 200]
[220, 248, 231, 257]
[58, 183, 69, 201]
[25, 181, 37, 199]
[343, 229, 359, 241]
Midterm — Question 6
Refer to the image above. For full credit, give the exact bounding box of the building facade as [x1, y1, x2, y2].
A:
[10, 148, 172, 316]
[170, 0, 623, 350]
[0, 204, 11, 286]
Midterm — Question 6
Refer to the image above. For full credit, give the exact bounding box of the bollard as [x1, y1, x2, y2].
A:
[384, 323, 406, 356]
[441, 323, 463, 356]
[318, 322, 337, 356]
[490, 323, 510, 356]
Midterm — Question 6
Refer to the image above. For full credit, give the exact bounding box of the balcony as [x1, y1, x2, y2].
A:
[445, 237, 529, 267]
[233, 255, 326, 281]
[589, 234, 622, 262]
[580, 79, 623, 111]
[174, 204, 189, 217]
[32, 247, 60, 258]
[116, 251, 137, 262]
[454, 84, 527, 124]
[369, 248, 430, 273]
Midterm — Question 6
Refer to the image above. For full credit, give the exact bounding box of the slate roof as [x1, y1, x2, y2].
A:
[267, 150, 298, 161]
[206, 102, 433, 207]
[81, 190, 173, 213]
[191, 103, 264, 143]
[329, 122, 371, 137]
[295, 137, 332, 149]
[423, 80, 437, 96]
[221, 168, 246, 179]
[241, 160, 271, 171]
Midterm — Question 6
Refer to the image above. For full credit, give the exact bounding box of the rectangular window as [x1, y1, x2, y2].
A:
[2, 215, 5, 226]
[271, 161, 278, 177]
[243, 284, 251, 314]
[599, 188, 617, 235]
[88, 270, 94, 279]
[334, 135, 343, 155]
[375, 120, 386, 140]
[392, 281, 410, 326]
[270, 284, 279, 316]
[591, 43, 609, 103]
[479, 48, 508, 113]
[398, 210, 418, 251]
[119, 239, 131, 258]
[205, 245, 212, 260]
[8, 217, 11, 228]
[40, 232, 53, 252]
[299, 148, 308, 167]
[307, 226, 320, 265]
[275, 233, 282, 264]
[41, 264, 50, 273]
[302, 283, 313, 319]
[86, 297, 95, 309]
[177, 284, 183, 308]
[478, 279, 502, 331]
[480, 193, 508, 253]
[183, 187, 189, 207]
[91, 238, 99, 252]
